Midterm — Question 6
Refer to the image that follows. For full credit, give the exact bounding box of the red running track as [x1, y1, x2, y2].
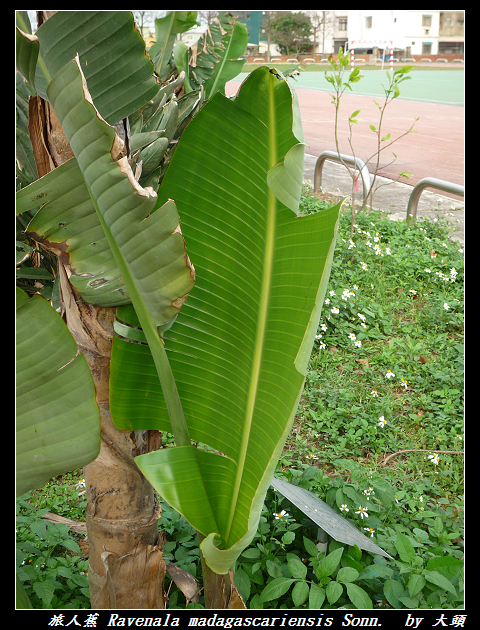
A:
[226, 81, 464, 188]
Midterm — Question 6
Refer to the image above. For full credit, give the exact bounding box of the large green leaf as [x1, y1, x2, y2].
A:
[174, 12, 247, 98]
[201, 16, 248, 99]
[134, 67, 342, 573]
[16, 288, 100, 497]
[149, 11, 198, 82]
[16, 158, 130, 307]
[15, 23, 39, 89]
[46, 56, 195, 447]
[271, 476, 392, 559]
[34, 11, 159, 124]
[45, 57, 195, 327]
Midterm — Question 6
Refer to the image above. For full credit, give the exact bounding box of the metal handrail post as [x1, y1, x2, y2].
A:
[313, 151, 372, 204]
[406, 177, 464, 223]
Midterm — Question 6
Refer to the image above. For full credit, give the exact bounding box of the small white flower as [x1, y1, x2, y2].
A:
[443, 303, 449, 310]
[428, 453, 440, 465]
[319, 342, 326, 349]
[370, 390, 378, 397]
[329, 290, 336, 296]
[425, 268, 431, 273]
[348, 333, 356, 341]
[354, 340, 362, 347]
[320, 323, 327, 332]
[385, 370, 395, 379]
[358, 313, 366, 322]
[275, 510, 288, 520]
[331, 307, 339, 314]
[76, 479, 86, 489]
[355, 506, 369, 519]
[340, 504, 349, 512]
[364, 527, 375, 538]
[378, 416, 387, 428]
[400, 378, 408, 390]
[315, 334, 322, 340]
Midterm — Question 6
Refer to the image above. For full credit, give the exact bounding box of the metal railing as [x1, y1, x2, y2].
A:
[314, 151, 372, 204]
[313, 153, 464, 222]
[406, 177, 464, 223]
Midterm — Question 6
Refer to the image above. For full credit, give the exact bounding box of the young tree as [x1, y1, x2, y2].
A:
[269, 11, 312, 57]
[325, 48, 417, 238]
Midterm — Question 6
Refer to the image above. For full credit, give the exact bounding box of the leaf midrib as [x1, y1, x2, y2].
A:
[224, 74, 277, 545]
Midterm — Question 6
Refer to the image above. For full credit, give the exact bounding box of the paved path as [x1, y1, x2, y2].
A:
[303, 154, 464, 245]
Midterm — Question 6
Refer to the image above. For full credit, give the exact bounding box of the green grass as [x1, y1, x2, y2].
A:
[285, 186, 464, 474]
[16, 188, 464, 609]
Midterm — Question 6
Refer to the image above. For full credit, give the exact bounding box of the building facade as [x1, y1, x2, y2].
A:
[235, 10, 464, 60]
[346, 10, 464, 58]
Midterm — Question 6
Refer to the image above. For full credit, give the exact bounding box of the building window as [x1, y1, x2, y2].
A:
[439, 41, 464, 54]
[422, 42, 432, 54]
[365, 16, 372, 28]
[422, 15, 432, 27]
[338, 18, 347, 31]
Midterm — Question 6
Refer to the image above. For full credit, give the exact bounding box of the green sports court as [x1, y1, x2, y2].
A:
[239, 68, 465, 106]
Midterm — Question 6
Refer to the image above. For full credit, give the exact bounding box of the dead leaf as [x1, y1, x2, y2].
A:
[419, 356, 429, 364]
[355, 358, 369, 366]
[166, 562, 201, 604]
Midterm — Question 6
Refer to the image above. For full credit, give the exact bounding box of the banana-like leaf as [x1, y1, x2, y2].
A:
[16, 288, 100, 497]
[201, 18, 248, 100]
[15, 25, 39, 89]
[186, 12, 247, 100]
[35, 11, 159, 124]
[149, 11, 198, 82]
[272, 476, 393, 559]
[17, 158, 130, 306]
[134, 67, 342, 574]
[46, 56, 195, 446]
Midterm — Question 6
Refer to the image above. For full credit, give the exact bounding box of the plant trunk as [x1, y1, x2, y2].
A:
[198, 533, 246, 609]
[74, 297, 167, 609]
[57, 282, 167, 608]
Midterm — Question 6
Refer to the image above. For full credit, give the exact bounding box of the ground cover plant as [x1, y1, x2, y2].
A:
[16, 189, 464, 609]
